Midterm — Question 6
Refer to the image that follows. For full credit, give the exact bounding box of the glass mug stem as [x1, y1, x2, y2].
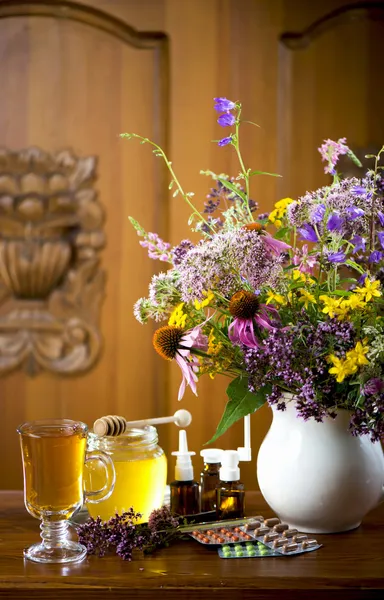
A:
[17, 419, 116, 564]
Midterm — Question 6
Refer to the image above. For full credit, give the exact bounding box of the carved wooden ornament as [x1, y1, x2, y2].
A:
[0, 147, 106, 376]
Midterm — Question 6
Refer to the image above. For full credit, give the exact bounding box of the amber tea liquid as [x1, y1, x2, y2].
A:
[20, 422, 87, 520]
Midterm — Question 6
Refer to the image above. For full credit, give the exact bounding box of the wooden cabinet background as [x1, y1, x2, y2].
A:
[1, 0, 383, 490]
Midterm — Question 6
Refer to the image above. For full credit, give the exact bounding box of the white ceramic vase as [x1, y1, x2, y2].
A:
[257, 398, 384, 533]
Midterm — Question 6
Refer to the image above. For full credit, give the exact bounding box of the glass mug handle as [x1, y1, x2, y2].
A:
[84, 450, 116, 504]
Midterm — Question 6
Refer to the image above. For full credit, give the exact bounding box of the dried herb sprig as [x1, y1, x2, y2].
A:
[76, 505, 180, 561]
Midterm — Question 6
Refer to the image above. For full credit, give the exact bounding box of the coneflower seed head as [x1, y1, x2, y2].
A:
[242, 222, 264, 232]
[229, 290, 260, 319]
[153, 326, 184, 360]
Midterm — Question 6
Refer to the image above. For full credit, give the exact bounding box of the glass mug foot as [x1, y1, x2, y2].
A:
[24, 520, 87, 564]
[24, 541, 87, 564]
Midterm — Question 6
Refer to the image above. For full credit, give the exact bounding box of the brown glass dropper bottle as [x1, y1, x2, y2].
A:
[200, 448, 223, 511]
[170, 429, 200, 516]
[216, 450, 245, 520]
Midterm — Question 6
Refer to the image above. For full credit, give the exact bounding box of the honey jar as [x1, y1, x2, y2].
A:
[86, 426, 167, 522]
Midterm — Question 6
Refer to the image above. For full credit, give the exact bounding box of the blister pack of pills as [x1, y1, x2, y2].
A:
[189, 515, 321, 556]
[218, 541, 278, 558]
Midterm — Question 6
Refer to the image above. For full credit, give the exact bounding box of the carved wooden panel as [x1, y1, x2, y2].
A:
[0, 147, 105, 375]
[0, 0, 170, 489]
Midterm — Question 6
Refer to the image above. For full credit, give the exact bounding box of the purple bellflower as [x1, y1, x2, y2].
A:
[312, 204, 326, 223]
[378, 211, 384, 227]
[218, 136, 232, 147]
[346, 206, 365, 220]
[369, 250, 384, 264]
[327, 251, 346, 264]
[351, 185, 367, 197]
[351, 235, 366, 254]
[217, 113, 236, 127]
[358, 273, 370, 285]
[327, 213, 343, 232]
[214, 97, 236, 113]
[298, 223, 319, 243]
[378, 232, 384, 250]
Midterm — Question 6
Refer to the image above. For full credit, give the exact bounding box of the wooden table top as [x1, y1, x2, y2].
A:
[0, 490, 383, 599]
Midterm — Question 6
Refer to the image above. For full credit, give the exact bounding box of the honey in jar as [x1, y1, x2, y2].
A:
[86, 426, 167, 522]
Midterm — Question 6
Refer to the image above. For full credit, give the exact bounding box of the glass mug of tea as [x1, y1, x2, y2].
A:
[17, 419, 116, 564]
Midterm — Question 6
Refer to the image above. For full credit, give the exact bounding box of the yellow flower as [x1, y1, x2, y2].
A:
[328, 354, 357, 383]
[268, 209, 279, 224]
[292, 269, 306, 282]
[346, 340, 369, 367]
[354, 278, 381, 302]
[319, 295, 341, 319]
[292, 270, 315, 286]
[207, 330, 222, 356]
[298, 289, 316, 309]
[334, 302, 350, 321]
[266, 290, 286, 305]
[275, 197, 294, 210]
[168, 303, 187, 328]
[342, 295, 366, 310]
[334, 294, 367, 320]
[268, 198, 294, 228]
[194, 290, 214, 310]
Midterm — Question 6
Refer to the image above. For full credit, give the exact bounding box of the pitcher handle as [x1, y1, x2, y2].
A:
[84, 450, 116, 504]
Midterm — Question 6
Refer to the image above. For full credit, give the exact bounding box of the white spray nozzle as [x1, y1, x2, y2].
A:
[237, 414, 252, 461]
[200, 448, 224, 464]
[219, 450, 240, 482]
[172, 429, 195, 481]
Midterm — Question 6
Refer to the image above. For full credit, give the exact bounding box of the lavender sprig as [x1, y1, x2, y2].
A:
[76, 505, 180, 561]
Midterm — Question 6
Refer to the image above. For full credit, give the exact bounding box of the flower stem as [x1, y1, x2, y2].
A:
[120, 133, 215, 233]
[233, 108, 253, 222]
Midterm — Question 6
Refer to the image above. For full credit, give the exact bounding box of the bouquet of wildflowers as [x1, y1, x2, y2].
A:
[121, 98, 384, 442]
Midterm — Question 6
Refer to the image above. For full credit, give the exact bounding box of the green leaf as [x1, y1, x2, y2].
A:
[207, 377, 270, 444]
[345, 259, 365, 274]
[274, 227, 290, 240]
[332, 289, 351, 296]
[217, 177, 246, 201]
[249, 170, 282, 178]
[242, 120, 260, 128]
[347, 150, 363, 168]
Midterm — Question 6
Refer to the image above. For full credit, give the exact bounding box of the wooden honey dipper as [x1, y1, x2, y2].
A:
[93, 409, 192, 437]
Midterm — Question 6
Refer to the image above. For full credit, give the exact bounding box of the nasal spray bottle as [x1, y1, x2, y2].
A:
[215, 414, 251, 520]
[170, 429, 200, 515]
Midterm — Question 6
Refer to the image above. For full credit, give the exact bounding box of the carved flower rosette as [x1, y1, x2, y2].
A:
[0, 147, 106, 375]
